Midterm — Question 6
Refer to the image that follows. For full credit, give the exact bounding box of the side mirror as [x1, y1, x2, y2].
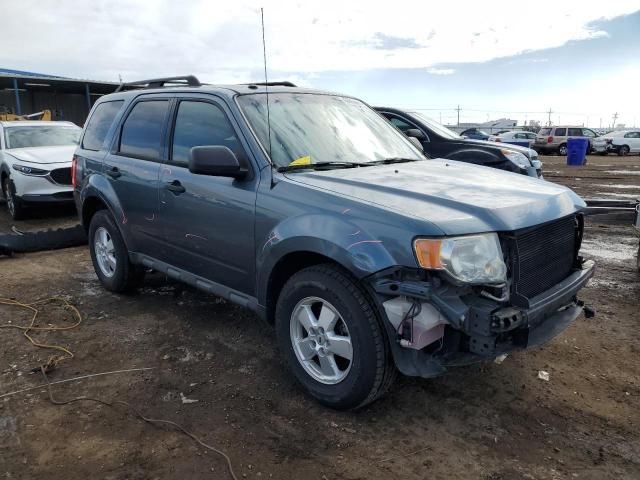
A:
[405, 128, 426, 140]
[408, 136, 424, 152]
[188, 146, 247, 178]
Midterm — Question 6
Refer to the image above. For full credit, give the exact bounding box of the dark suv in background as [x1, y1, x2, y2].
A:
[375, 107, 542, 178]
[73, 76, 594, 410]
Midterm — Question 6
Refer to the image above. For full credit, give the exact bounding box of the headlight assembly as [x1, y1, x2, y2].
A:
[414, 233, 507, 284]
[12, 164, 49, 176]
[500, 149, 530, 169]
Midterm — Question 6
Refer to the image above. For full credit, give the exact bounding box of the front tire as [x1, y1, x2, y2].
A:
[88, 210, 144, 292]
[275, 264, 395, 410]
[619, 145, 630, 156]
[2, 176, 27, 220]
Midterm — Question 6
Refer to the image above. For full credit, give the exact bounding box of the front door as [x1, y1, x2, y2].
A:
[157, 97, 257, 296]
[102, 97, 170, 258]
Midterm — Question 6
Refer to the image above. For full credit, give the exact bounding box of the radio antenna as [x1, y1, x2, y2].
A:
[260, 8, 273, 161]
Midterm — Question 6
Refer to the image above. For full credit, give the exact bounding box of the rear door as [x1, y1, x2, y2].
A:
[103, 96, 170, 258]
[157, 95, 258, 295]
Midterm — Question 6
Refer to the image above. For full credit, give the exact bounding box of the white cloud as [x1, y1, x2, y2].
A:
[427, 68, 456, 75]
[1, 0, 638, 82]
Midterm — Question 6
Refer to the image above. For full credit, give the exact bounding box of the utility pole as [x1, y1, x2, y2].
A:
[547, 108, 553, 126]
[612, 112, 618, 129]
[455, 105, 461, 127]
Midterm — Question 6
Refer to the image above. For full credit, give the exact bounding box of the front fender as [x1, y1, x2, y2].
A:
[256, 213, 400, 305]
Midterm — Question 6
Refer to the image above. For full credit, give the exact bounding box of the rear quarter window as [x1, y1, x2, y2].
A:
[82, 100, 124, 151]
[554, 128, 567, 136]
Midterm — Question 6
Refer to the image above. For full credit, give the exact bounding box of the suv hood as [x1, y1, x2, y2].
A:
[4, 145, 75, 165]
[285, 159, 583, 235]
[466, 139, 536, 158]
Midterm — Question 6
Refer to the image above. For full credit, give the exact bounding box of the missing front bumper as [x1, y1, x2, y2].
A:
[371, 260, 595, 378]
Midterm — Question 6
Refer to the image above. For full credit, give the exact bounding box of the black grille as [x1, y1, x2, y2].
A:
[511, 215, 578, 299]
[49, 167, 72, 185]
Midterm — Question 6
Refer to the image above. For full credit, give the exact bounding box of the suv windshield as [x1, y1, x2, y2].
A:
[238, 93, 423, 168]
[4, 125, 80, 149]
[408, 111, 461, 140]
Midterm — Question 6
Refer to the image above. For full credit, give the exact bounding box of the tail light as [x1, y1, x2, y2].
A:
[495, 138, 502, 142]
[71, 155, 78, 188]
[547, 136, 553, 143]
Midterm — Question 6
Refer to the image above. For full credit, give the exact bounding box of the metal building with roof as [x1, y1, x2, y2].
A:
[0, 68, 119, 126]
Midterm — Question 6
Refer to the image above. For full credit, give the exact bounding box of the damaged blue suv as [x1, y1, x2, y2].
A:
[73, 76, 595, 410]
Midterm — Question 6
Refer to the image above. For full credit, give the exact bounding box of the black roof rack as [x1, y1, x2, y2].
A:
[115, 75, 201, 92]
[242, 81, 297, 88]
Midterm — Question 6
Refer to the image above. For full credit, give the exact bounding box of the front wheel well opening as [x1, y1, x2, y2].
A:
[265, 251, 341, 325]
[82, 197, 108, 232]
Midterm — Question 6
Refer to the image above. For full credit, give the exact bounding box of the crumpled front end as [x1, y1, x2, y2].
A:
[368, 213, 595, 378]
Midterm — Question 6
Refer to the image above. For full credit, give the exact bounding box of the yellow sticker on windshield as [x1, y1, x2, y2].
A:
[289, 155, 311, 166]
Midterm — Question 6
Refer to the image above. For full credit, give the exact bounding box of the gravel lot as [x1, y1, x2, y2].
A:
[1, 155, 639, 479]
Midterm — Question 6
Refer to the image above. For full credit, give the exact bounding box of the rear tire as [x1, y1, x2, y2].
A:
[88, 210, 145, 292]
[275, 264, 395, 410]
[558, 144, 568, 156]
[2, 176, 27, 221]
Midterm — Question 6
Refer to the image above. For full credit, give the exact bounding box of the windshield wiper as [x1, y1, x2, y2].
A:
[277, 161, 370, 172]
[368, 157, 422, 165]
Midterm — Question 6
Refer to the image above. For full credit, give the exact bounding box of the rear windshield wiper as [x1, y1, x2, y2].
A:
[277, 161, 370, 172]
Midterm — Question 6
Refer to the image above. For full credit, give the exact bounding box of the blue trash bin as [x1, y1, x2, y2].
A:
[566, 138, 588, 166]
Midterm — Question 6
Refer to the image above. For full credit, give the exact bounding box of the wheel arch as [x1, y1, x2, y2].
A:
[79, 174, 127, 238]
[0, 164, 9, 192]
[260, 235, 397, 325]
[263, 250, 342, 325]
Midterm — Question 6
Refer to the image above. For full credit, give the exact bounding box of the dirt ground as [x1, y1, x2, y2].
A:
[1, 155, 639, 480]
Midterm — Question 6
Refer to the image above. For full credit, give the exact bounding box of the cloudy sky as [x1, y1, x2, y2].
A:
[4, 0, 639, 127]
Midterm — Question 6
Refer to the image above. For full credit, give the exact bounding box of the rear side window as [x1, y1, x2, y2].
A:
[82, 100, 124, 151]
[119, 100, 169, 161]
[554, 128, 567, 136]
[568, 128, 582, 136]
[171, 101, 242, 166]
[624, 132, 640, 138]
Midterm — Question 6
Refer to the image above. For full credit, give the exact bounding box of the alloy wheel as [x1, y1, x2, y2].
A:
[290, 296, 353, 385]
[94, 226, 117, 278]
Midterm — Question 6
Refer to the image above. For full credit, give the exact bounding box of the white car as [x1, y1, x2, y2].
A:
[592, 129, 640, 156]
[0, 121, 81, 220]
[488, 130, 536, 147]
